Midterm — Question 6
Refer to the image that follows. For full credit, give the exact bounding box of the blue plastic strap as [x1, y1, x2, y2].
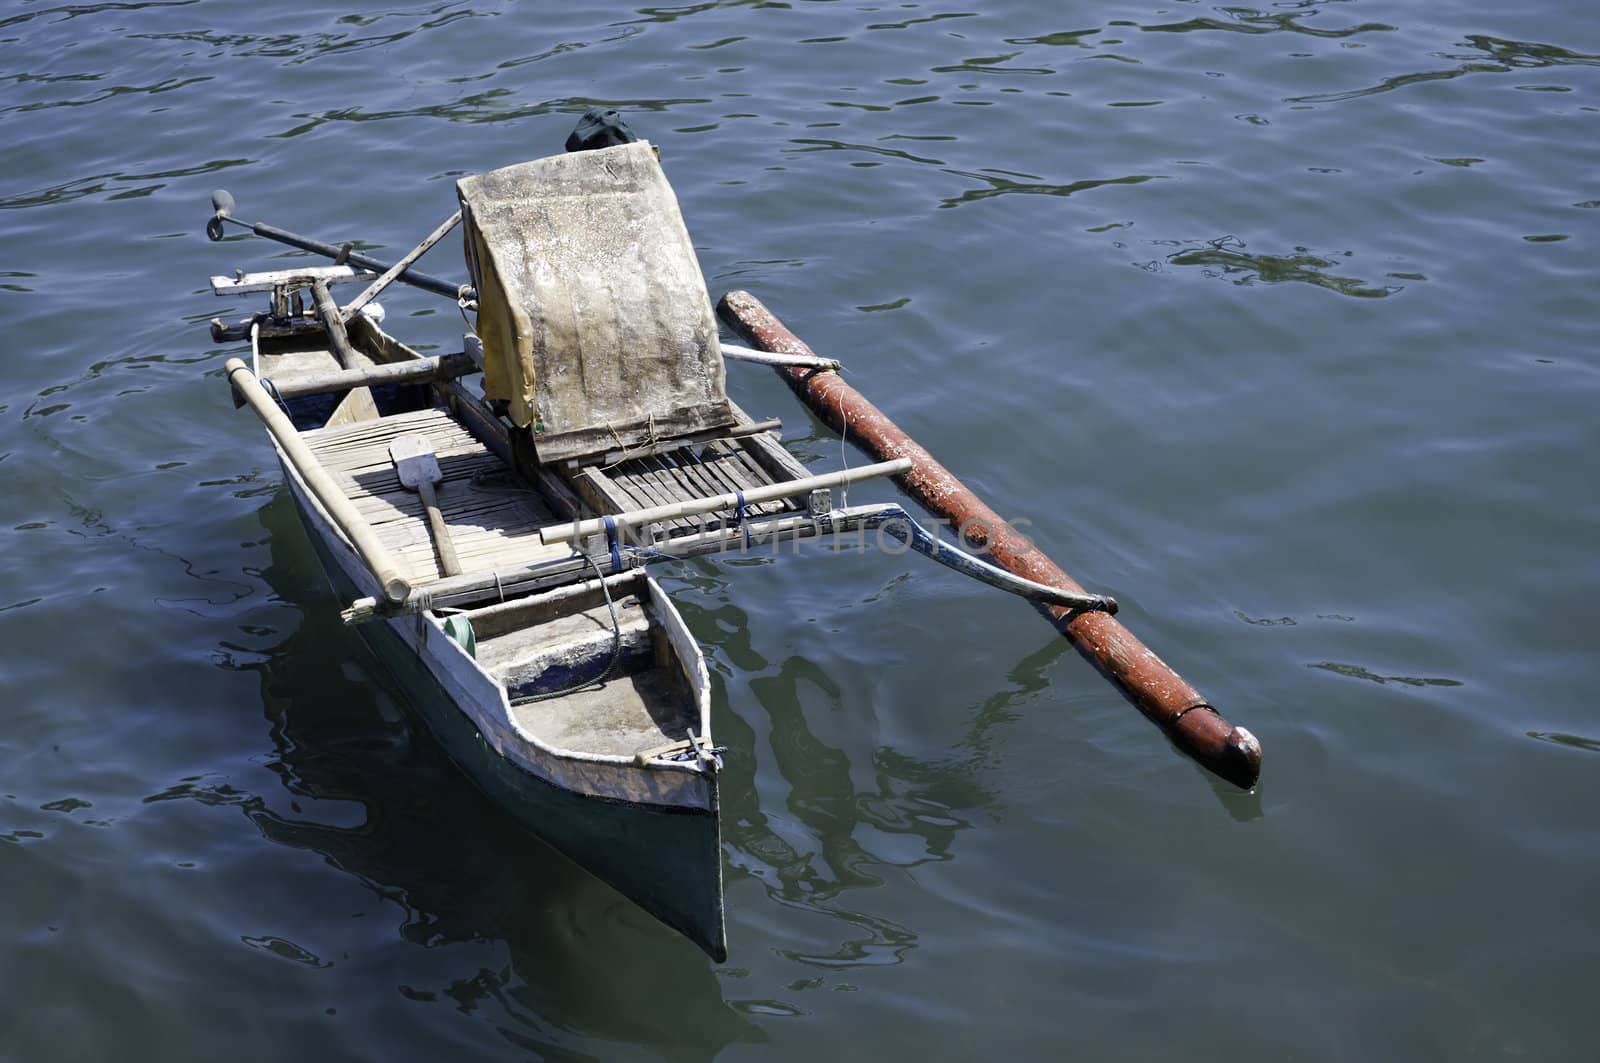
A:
[734, 490, 750, 549]
[602, 514, 623, 574]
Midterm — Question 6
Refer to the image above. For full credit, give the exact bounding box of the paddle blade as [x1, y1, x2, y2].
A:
[388, 433, 442, 489]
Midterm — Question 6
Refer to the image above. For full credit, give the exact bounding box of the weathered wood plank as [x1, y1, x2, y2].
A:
[540, 459, 913, 545]
[212, 264, 376, 295]
[299, 397, 576, 584]
[620, 462, 697, 532]
[727, 397, 812, 486]
[699, 444, 789, 517]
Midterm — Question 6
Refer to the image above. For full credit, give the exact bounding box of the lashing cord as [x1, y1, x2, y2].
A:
[510, 550, 623, 706]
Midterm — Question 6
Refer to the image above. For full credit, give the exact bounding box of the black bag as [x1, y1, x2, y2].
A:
[565, 107, 639, 152]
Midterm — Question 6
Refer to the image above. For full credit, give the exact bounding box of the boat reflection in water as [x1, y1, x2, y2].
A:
[208, 490, 759, 1053]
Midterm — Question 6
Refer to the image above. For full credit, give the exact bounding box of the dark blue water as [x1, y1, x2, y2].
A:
[3, 2, 1598, 1058]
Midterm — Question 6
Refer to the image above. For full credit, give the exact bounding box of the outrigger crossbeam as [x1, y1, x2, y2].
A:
[719, 290, 1262, 790]
[341, 501, 1118, 625]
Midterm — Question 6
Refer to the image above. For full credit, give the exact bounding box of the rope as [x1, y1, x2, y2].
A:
[603, 514, 623, 574]
[734, 489, 750, 550]
[260, 376, 291, 416]
[511, 552, 624, 705]
[599, 413, 663, 471]
[838, 390, 851, 508]
[623, 542, 681, 566]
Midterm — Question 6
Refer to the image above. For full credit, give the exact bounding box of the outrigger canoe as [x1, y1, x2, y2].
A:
[202, 115, 1254, 960]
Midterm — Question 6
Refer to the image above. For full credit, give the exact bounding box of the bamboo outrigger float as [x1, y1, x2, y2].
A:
[201, 114, 1257, 961]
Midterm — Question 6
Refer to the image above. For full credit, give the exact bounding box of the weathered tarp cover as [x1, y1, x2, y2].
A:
[458, 142, 733, 464]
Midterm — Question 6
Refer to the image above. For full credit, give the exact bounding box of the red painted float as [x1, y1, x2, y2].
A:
[718, 289, 1262, 790]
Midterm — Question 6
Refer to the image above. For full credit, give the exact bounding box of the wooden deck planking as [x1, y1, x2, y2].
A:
[587, 440, 801, 540]
[709, 442, 793, 516]
[657, 453, 718, 509]
[299, 404, 813, 581]
[612, 459, 695, 533]
[302, 407, 571, 583]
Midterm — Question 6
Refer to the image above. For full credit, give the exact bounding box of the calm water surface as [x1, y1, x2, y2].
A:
[2, 1, 1597, 1059]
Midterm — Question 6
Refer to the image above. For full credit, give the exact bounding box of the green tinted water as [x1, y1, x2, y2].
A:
[2, 1, 1597, 1059]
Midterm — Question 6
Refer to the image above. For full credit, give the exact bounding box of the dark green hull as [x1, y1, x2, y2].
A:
[291, 481, 727, 961]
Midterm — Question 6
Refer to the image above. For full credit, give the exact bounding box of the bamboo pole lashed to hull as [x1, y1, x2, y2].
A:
[225, 357, 411, 603]
[717, 290, 1262, 790]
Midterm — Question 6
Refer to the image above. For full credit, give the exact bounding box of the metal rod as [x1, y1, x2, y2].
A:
[861, 505, 1117, 613]
[717, 289, 1262, 790]
[336, 499, 1111, 624]
[638, 502, 1116, 611]
[721, 342, 841, 371]
[219, 215, 463, 299]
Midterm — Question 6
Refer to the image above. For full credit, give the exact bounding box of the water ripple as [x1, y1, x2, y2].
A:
[1291, 33, 1600, 103]
[0, 0, 196, 32]
[940, 170, 1163, 209]
[1309, 662, 1466, 689]
[269, 94, 714, 139]
[3, 0, 1599, 1056]
[125, 3, 498, 66]
[1155, 236, 1405, 298]
[0, 159, 250, 211]
[1, 75, 214, 117]
[1527, 731, 1600, 755]
[1142, 8, 1395, 40]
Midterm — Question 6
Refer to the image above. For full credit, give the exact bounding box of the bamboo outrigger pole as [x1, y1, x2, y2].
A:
[717, 290, 1262, 790]
[224, 357, 412, 604]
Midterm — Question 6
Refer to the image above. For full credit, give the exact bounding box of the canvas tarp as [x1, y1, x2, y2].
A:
[457, 142, 733, 465]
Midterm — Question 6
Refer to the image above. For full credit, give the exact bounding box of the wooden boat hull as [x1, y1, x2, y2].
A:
[284, 468, 727, 959]
[242, 308, 731, 963]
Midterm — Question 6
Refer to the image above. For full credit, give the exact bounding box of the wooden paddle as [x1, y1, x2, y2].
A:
[389, 433, 462, 577]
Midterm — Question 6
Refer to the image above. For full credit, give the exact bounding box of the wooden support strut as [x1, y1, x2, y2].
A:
[716, 290, 1262, 790]
[266, 350, 476, 400]
[340, 209, 463, 323]
[310, 278, 380, 425]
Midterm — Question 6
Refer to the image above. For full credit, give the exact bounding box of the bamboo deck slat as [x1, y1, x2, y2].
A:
[302, 408, 571, 584]
[586, 442, 800, 539]
[300, 404, 810, 582]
